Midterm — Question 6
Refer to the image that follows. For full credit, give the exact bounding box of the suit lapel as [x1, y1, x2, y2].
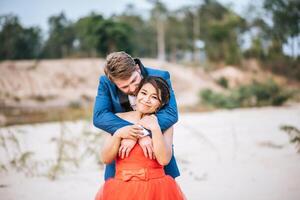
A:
[117, 90, 133, 112]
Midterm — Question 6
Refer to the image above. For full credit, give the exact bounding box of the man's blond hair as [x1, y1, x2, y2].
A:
[104, 51, 136, 81]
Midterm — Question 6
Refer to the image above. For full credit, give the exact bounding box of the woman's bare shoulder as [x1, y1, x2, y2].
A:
[116, 111, 137, 123]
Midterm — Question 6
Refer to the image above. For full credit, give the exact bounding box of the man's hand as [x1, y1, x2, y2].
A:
[115, 125, 144, 140]
[118, 138, 137, 159]
[138, 136, 155, 159]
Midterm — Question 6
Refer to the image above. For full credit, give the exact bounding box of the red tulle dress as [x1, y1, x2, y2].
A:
[95, 144, 185, 200]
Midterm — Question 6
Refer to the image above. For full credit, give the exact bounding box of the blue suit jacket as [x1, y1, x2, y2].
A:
[93, 59, 180, 180]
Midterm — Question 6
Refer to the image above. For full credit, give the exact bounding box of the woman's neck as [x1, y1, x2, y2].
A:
[134, 110, 147, 120]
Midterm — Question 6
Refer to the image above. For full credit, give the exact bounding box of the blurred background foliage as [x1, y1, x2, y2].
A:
[0, 0, 299, 80]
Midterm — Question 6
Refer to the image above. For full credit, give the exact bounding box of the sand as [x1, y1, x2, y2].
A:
[1, 105, 300, 200]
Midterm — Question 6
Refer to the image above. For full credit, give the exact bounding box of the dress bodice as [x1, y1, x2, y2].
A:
[115, 144, 163, 170]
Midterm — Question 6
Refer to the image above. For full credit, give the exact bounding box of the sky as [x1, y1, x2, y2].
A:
[0, 0, 251, 32]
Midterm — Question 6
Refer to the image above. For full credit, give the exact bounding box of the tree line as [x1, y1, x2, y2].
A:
[0, 0, 299, 79]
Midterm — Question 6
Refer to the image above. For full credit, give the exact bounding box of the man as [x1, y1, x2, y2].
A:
[93, 51, 180, 180]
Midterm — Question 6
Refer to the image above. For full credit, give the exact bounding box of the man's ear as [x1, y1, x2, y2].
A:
[135, 64, 141, 73]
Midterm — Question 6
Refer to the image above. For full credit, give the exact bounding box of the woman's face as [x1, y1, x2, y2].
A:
[136, 83, 161, 114]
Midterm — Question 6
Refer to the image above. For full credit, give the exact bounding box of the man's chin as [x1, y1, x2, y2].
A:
[129, 91, 138, 96]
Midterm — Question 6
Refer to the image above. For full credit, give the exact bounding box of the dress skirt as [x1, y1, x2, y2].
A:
[95, 144, 185, 200]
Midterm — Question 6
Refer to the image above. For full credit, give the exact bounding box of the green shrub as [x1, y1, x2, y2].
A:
[200, 79, 293, 108]
[216, 77, 228, 88]
[200, 89, 240, 109]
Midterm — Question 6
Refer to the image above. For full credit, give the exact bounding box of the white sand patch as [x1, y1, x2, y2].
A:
[175, 105, 300, 200]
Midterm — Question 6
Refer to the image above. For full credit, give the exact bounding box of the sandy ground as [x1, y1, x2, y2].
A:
[1, 105, 300, 200]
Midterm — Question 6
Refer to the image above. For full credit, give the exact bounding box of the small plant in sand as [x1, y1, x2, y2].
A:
[48, 122, 78, 180]
[79, 121, 104, 167]
[47, 120, 104, 180]
[1, 120, 105, 180]
[0, 129, 36, 176]
[280, 125, 300, 153]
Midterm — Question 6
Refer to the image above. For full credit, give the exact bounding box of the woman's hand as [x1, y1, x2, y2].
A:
[115, 125, 144, 140]
[138, 115, 160, 131]
[118, 138, 137, 159]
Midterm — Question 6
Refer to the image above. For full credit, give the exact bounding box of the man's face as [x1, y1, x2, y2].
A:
[114, 65, 142, 95]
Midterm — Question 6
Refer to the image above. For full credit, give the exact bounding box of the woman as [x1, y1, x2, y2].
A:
[95, 76, 185, 200]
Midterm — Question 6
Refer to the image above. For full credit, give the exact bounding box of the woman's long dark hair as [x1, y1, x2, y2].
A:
[138, 76, 170, 110]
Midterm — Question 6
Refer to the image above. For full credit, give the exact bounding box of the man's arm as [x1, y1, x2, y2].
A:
[156, 71, 178, 132]
[93, 76, 132, 135]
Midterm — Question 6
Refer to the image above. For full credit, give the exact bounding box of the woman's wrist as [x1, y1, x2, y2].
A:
[151, 126, 161, 133]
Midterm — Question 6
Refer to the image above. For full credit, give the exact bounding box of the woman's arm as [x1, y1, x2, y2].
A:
[152, 126, 173, 166]
[100, 133, 122, 164]
[138, 114, 173, 166]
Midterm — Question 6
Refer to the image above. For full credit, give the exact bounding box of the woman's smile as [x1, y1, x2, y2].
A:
[136, 83, 161, 114]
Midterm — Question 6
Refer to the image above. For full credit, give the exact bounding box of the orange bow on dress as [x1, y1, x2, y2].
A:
[121, 168, 147, 181]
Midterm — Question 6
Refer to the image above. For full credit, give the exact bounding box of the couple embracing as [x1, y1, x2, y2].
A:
[93, 52, 185, 199]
